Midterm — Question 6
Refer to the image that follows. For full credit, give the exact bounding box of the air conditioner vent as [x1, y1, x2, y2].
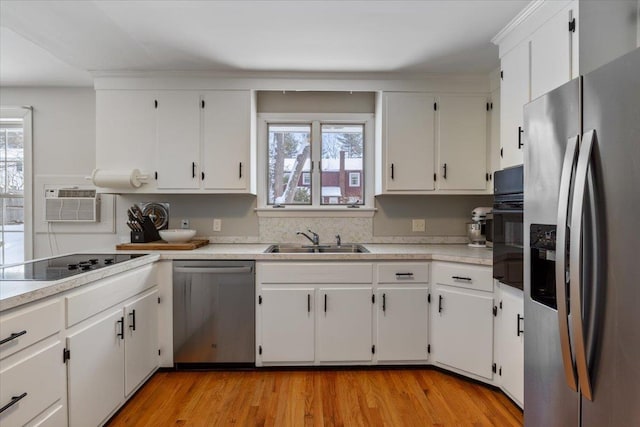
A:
[44, 187, 100, 222]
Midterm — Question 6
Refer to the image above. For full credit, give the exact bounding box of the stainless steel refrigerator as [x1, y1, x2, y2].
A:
[523, 47, 640, 426]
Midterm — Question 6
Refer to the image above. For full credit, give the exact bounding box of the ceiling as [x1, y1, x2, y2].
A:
[0, 0, 528, 87]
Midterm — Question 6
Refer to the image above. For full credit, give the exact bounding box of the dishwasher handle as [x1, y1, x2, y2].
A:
[174, 266, 253, 275]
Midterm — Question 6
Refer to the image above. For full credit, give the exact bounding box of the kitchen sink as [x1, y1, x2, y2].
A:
[265, 244, 369, 253]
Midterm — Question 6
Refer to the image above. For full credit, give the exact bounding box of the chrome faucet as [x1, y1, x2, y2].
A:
[297, 229, 320, 245]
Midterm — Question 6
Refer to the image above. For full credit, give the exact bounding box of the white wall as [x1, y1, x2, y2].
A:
[0, 87, 119, 258]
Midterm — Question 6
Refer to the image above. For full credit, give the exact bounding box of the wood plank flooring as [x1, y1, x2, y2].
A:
[107, 368, 523, 426]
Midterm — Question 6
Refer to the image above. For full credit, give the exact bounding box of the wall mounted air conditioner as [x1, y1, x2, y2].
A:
[44, 188, 100, 222]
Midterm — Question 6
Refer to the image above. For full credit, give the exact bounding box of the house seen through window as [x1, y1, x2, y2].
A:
[267, 122, 364, 206]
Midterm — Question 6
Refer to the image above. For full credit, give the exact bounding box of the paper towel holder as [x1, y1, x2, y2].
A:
[89, 169, 149, 189]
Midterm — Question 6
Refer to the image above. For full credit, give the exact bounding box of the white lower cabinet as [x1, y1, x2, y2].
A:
[431, 262, 494, 380]
[317, 287, 372, 362]
[260, 288, 314, 363]
[376, 287, 429, 362]
[66, 284, 159, 427]
[495, 283, 524, 407]
[67, 309, 125, 427]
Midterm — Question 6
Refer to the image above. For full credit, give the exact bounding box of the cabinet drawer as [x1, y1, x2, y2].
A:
[258, 263, 373, 284]
[432, 262, 492, 292]
[0, 299, 61, 360]
[377, 263, 429, 283]
[0, 342, 64, 427]
[66, 264, 156, 328]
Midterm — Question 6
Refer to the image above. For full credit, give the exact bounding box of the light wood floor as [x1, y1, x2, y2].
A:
[107, 368, 523, 426]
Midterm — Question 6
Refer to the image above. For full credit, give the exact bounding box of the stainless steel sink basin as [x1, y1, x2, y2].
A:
[265, 244, 369, 254]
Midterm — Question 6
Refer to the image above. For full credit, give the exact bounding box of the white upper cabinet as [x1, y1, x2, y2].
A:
[436, 95, 488, 190]
[378, 91, 490, 194]
[381, 92, 436, 192]
[202, 91, 254, 192]
[487, 87, 501, 188]
[155, 91, 201, 190]
[95, 90, 157, 176]
[530, 2, 578, 100]
[95, 88, 256, 193]
[499, 41, 529, 169]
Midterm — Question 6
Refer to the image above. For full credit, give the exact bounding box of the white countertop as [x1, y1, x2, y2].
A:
[1, 244, 491, 312]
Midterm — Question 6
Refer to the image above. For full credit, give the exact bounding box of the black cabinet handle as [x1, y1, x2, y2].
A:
[395, 272, 414, 277]
[307, 294, 311, 313]
[239, 162, 243, 179]
[0, 392, 27, 414]
[0, 330, 26, 345]
[390, 163, 395, 180]
[518, 126, 524, 149]
[201, 171, 205, 180]
[192, 162, 196, 178]
[452, 276, 472, 282]
[117, 317, 124, 339]
[129, 309, 136, 331]
[324, 294, 327, 313]
[443, 163, 447, 179]
[382, 293, 386, 312]
[517, 314, 524, 336]
[438, 295, 443, 313]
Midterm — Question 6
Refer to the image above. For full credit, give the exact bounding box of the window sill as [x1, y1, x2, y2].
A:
[255, 207, 376, 218]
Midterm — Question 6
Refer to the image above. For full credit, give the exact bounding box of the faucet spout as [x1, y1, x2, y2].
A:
[297, 229, 320, 245]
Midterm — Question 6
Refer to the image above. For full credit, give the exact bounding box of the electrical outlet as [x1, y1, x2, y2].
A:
[181, 219, 190, 229]
[213, 218, 222, 232]
[412, 219, 426, 232]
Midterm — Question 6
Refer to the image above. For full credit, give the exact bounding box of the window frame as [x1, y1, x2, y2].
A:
[257, 113, 375, 216]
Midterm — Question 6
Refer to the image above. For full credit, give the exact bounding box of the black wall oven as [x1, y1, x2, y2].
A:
[493, 165, 524, 290]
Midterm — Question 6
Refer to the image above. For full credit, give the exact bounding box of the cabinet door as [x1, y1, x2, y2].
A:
[67, 309, 125, 427]
[530, 2, 577, 100]
[376, 287, 429, 362]
[317, 287, 372, 362]
[124, 289, 159, 397]
[383, 92, 436, 191]
[156, 91, 201, 189]
[96, 90, 157, 175]
[202, 91, 251, 191]
[488, 88, 500, 190]
[432, 286, 494, 379]
[498, 285, 524, 405]
[437, 96, 487, 190]
[260, 288, 314, 363]
[500, 42, 529, 168]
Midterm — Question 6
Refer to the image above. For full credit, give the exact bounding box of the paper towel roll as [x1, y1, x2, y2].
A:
[91, 169, 146, 189]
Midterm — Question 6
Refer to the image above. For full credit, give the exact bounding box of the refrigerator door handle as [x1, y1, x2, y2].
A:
[556, 134, 580, 392]
[570, 129, 596, 401]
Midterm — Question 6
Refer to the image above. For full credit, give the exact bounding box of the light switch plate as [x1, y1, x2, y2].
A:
[213, 218, 222, 232]
[181, 219, 189, 229]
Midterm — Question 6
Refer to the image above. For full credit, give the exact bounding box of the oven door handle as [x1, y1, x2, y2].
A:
[491, 207, 523, 214]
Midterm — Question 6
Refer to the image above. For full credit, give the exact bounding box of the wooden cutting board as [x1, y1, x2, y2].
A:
[116, 239, 209, 250]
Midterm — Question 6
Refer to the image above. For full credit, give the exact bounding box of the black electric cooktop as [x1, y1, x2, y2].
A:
[0, 254, 145, 281]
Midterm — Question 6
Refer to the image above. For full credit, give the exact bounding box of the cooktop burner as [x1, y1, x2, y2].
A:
[0, 254, 145, 281]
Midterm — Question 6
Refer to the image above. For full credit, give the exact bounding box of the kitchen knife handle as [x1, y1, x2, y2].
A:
[556, 135, 579, 392]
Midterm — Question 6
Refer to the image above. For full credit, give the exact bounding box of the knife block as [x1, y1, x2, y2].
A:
[130, 216, 161, 243]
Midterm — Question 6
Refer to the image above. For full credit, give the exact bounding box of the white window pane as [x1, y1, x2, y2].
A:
[267, 124, 311, 205]
[320, 124, 364, 205]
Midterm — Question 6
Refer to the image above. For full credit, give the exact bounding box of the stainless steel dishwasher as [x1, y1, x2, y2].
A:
[173, 260, 255, 367]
